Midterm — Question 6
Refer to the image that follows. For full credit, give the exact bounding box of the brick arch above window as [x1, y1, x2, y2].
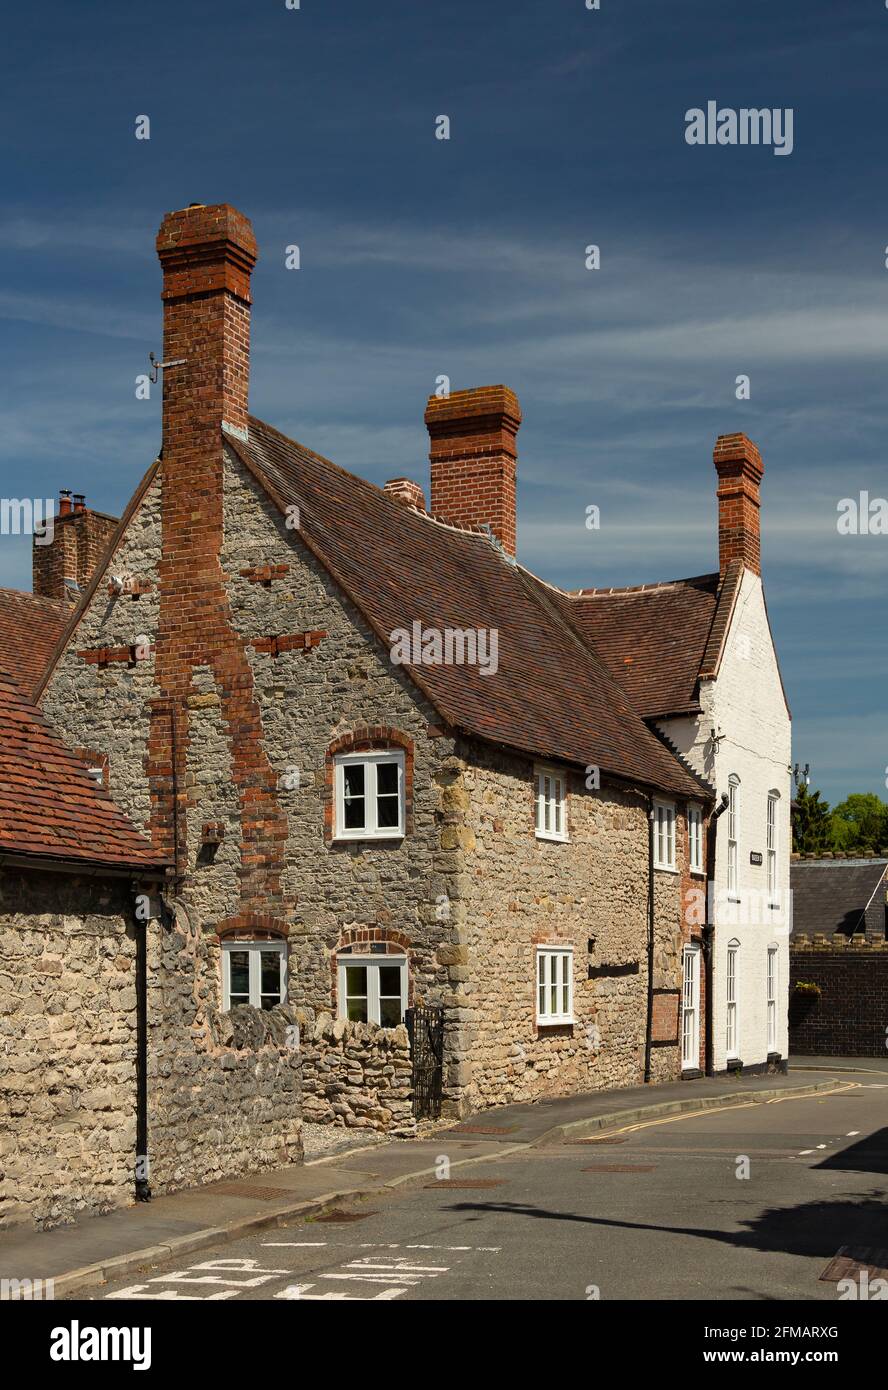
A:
[324, 726, 415, 842]
[216, 912, 292, 940]
[330, 927, 414, 1015]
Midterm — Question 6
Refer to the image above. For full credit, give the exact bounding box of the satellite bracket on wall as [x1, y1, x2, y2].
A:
[148, 351, 186, 384]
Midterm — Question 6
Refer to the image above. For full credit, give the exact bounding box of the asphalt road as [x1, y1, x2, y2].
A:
[76, 1078, 888, 1302]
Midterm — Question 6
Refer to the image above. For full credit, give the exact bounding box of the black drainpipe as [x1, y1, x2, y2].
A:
[643, 797, 655, 1084]
[703, 793, 730, 1078]
[134, 894, 151, 1202]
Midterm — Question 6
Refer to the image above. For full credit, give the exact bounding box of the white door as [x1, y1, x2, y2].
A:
[767, 948, 778, 1053]
[681, 947, 701, 1070]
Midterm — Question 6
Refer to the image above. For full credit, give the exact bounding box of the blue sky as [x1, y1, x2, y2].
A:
[1, 0, 886, 805]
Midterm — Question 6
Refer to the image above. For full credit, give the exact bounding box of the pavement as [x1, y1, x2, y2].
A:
[0, 1062, 856, 1295]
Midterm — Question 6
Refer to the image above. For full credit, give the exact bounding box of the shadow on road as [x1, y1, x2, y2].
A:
[443, 1190, 888, 1261]
[814, 1128, 888, 1175]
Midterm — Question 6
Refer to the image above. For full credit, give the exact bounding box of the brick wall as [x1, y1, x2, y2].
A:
[32, 503, 118, 602]
[790, 938, 888, 1057]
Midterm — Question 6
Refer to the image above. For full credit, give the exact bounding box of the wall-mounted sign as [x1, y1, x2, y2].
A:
[749, 851, 763, 866]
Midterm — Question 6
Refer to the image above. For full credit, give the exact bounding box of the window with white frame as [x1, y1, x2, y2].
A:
[767, 946, 778, 1052]
[222, 939, 287, 1011]
[727, 775, 740, 898]
[334, 749, 405, 840]
[767, 791, 779, 903]
[536, 947, 574, 1025]
[726, 939, 740, 1059]
[653, 800, 676, 870]
[535, 766, 568, 841]
[337, 955, 408, 1026]
[688, 804, 704, 874]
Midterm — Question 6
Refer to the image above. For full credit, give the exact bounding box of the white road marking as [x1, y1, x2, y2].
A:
[846, 1131, 860, 1136]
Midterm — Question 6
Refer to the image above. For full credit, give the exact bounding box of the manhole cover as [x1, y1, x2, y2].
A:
[205, 1182, 298, 1202]
[581, 1164, 657, 1173]
[314, 1209, 376, 1223]
[451, 1125, 517, 1135]
[820, 1246, 888, 1282]
[423, 1179, 506, 1189]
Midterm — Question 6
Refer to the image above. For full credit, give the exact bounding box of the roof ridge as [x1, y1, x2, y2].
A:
[573, 572, 720, 598]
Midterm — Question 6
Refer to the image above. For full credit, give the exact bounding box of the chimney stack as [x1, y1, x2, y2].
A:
[155, 203, 258, 450]
[425, 385, 521, 556]
[713, 432, 764, 575]
[32, 490, 118, 602]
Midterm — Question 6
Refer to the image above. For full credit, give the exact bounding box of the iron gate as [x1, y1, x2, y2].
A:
[405, 1004, 444, 1120]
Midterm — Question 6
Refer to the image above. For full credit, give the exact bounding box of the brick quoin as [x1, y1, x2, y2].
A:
[713, 433, 764, 575]
[150, 202, 292, 917]
[425, 385, 521, 556]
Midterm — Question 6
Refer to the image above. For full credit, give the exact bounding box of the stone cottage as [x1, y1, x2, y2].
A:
[19, 202, 717, 1141]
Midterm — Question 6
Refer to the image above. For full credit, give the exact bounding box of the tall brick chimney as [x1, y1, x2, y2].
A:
[155, 202, 257, 449]
[32, 490, 118, 602]
[425, 386, 521, 556]
[150, 202, 291, 917]
[713, 433, 764, 575]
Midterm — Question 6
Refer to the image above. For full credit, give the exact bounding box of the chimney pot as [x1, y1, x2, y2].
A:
[58, 489, 73, 517]
[425, 385, 521, 555]
[713, 432, 764, 575]
[73, 493, 86, 514]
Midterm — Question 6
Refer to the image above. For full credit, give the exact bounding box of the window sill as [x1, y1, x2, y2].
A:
[537, 1017, 575, 1028]
[654, 863, 679, 874]
[690, 869, 706, 879]
[535, 831, 569, 844]
[333, 831, 405, 844]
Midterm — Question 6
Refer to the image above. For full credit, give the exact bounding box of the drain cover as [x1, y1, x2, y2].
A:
[205, 1182, 298, 1202]
[424, 1179, 506, 1189]
[820, 1246, 888, 1283]
[451, 1125, 517, 1135]
[569, 1134, 630, 1145]
[314, 1209, 376, 1223]
[581, 1163, 656, 1173]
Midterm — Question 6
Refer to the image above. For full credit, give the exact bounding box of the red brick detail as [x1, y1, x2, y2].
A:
[250, 630, 326, 657]
[238, 563, 291, 585]
[77, 644, 149, 666]
[713, 433, 764, 576]
[323, 727, 415, 843]
[32, 500, 118, 603]
[108, 578, 154, 597]
[216, 911, 291, 939]
[330, 926, 413, 1013]
[148, 202, 293, 918]
[425, 386, 521, 556]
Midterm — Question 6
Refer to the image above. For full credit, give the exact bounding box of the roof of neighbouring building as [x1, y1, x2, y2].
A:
[0, 669, 165, 872]
[791, 857, 888, 939]
[226, 416, 713, 800]
[0, 587, 69, 696]
[567, 565, 744, 718]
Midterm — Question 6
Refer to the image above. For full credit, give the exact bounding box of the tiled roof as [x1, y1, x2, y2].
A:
[229, 417, 711, 800]
[0, 588, 69, 695]
[0, 670, 164, 871]
[569, 564, 744, 718]
[791, 858, 888, 940]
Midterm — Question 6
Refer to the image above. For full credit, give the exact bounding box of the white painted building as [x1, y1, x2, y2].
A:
[574, 432, 791, 1074]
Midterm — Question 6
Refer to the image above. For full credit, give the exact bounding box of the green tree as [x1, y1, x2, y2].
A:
[792, 783, 833, 855]
[830, 793, 888, 855]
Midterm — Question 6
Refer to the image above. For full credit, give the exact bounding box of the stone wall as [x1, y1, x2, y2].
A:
[0, 869, 137, 1229]
[789, 937, 888, 1056]
[445, 740, 692, 1112]
[146, 902, 302, 1194]
[295, 1008, 415, 1136]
